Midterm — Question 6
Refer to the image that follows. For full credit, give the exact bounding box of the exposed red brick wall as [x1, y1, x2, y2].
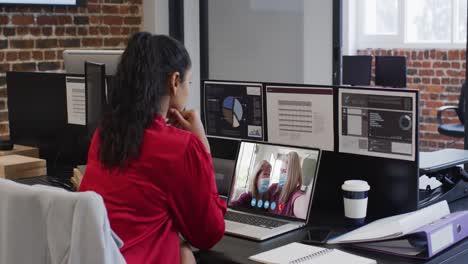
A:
[358, 48, 466, 151]
[0, 0, 143, 136]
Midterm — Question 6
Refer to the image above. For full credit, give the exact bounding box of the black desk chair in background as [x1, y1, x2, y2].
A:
[375, 56, 407, 88]
[437, 82, 466, 139]
[342, 55, 372, 86]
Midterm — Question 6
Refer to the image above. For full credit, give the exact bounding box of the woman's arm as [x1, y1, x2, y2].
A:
[168, 134, 226, 250]
[230, 192, 252, 208]
[168, 109, 210, 153]
[180, 239, 196, 264]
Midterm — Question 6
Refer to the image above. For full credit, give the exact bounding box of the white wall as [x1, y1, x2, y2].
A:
[184, 0, 201, 110]
[208, 0, 304, 83]
[208, 0, 334, 85]
[142, 0, 200, 110]
[303, 0, 333, 85]
[142, 0, 169, 34]
[342, 0, 357, 55]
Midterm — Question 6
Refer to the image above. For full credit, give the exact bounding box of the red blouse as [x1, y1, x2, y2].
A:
[79, 116, 226, 264]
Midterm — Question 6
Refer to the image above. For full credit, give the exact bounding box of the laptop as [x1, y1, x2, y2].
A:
[225, 141, 321, 241]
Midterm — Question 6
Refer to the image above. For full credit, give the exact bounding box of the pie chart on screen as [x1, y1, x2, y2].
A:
[222, 96, 243, 128]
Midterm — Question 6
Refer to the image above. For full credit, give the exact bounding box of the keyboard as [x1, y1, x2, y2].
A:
[15, 176, 50, 185]
[225, 211, 288, 229]
[14, 176, 74, 191]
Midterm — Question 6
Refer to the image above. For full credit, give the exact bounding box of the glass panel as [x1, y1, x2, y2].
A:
[406, 0, 451, 42]
[363, 0, 399, 35]
[207, 0, 333, 84]
[456, 0, 467, 42]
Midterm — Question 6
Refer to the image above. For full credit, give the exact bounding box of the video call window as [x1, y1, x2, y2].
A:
[229, 142, 320, 220]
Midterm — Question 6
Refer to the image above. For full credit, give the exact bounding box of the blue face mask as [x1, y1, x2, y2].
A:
[278, 168, 287, 187]
[258, 178, 270, 194]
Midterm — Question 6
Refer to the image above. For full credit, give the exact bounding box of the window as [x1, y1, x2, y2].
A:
[270, 153, 285, 184]
[363, 0, 399, 35]
[406, 0, 451, 42]
[235, 143, 256, 189]
[357, 0, 467, 48]
[456, 0, 468, 42]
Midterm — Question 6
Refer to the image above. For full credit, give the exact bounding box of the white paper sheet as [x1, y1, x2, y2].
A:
[266, 86, 334, 151]
[66, 76, 86, 126]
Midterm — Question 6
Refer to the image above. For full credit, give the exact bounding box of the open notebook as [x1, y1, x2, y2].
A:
[249, 242, 376, 264]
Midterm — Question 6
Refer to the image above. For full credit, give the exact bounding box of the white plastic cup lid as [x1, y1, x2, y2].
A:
[342, 180, 370, 192]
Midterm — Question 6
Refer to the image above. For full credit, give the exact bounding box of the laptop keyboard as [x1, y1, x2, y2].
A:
[14, 176, 50, 185]
[225, 211, 288, 229]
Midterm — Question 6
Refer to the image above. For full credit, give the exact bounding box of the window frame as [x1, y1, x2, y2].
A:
[455, 0, 468, 43]
[356, 0, 466, 49]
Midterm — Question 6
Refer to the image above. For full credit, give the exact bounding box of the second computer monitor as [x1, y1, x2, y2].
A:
[338, 86, 417, 161]
[265, 85, 334, 151]
[203, 81, 265, 141]
[85, 61, 106, 136]
[64, 49, 122, 75]
[7, 72, 89, 175]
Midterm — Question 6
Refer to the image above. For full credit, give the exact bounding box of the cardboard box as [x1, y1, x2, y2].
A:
[0, 145, 39, 158]
[0, 155, 46, 179]
[5, 167, 47, 180]
[71, 168, 83, 190]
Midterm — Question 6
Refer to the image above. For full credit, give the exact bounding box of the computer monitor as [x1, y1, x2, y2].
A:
[375, 56, 407, 88]
[229, 141, 320, 220]
[203, 80, 265, 141]
[7, 72, 89, 176]
[342, 55, 372, 86]
[265, 84, 334, 151]
[338, 87, 417, 161]
[63, 49, 122, 75]
[85, 61, 106, 137]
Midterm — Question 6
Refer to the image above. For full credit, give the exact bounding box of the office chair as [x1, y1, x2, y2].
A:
[0, 179, 125, 264]
[375, 56, 407, 88]
[437, 82, 466, 138]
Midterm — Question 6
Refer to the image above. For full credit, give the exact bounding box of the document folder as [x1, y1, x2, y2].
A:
[351, 211, 468, 259]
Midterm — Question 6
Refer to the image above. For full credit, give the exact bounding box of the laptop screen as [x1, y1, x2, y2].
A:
[228, 142, 320, 221]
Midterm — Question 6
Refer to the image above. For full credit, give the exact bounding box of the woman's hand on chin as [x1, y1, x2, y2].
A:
[168, 108, 210, 153]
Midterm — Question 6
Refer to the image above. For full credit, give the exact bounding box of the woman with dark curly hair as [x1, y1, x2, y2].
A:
[79, 32, 226, 264]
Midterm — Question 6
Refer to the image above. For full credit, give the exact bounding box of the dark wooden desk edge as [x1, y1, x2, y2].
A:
[199, 198, 468, 264]
[14, 175, 468, 263]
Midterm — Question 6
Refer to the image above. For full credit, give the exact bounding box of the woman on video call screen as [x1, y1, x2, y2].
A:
[229, 143, 318, 220]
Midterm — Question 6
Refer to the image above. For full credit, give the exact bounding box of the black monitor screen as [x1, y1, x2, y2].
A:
[7, 72, 88, 176]
[375, 56, 407, 88]
[85, 61, 106, 136]
[8, 72, 67, 145]
[342, 55, 372, 86]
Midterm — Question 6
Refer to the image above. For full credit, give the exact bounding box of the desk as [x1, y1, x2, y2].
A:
[198, 198, 468, 264]
[15, 176, 468, 263]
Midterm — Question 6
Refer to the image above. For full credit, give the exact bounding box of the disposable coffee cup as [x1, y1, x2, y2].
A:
[342, 180, 370, 226]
